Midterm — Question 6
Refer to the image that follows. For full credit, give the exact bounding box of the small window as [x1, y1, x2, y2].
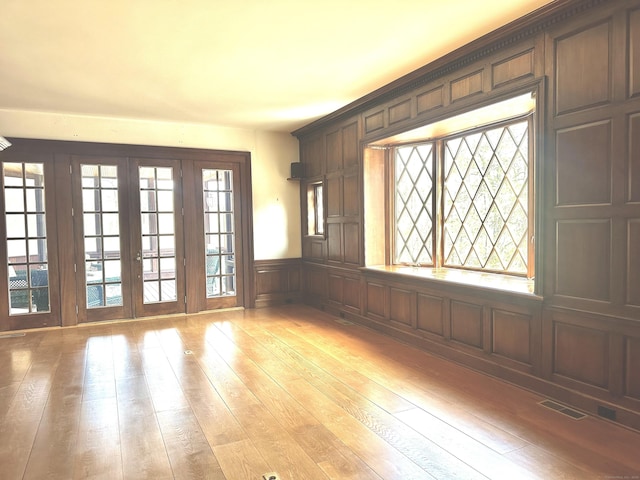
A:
[307, 182, 324, 236]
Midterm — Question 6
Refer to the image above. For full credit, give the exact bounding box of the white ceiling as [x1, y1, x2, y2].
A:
[0, 0, 553, 133]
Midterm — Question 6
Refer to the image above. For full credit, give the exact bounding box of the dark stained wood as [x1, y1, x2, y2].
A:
[627, 336, 640, 400]
[555, 220, 611, 301]
[492, 308, 532, 365]
[450, 70, 483, 102]
[631, 8, 640, 98]
[556, 120, 612, 206]
[342, 122, 359, 169]
[554, 321, 609, 388]
[628, 219, 640, 306]
[417, 292, 444, 336]
[327, 176, 341, 217]
[417, 86, 444, 114]
[389, 98, 412, 125]
[343, 276, 361, 311]
[326, 128, 342, 173]
[343, 173, 359, 217]
[254, 258, 301, 308]
[492, 49, 535, 88]
[366, 282, 386, 318]
[327, 223, 342, 262]
[450, 300, 484, 349]
[555, 20, 611, 114]
[343, 222, 360, 265]
[364, 110, 385, 134]
[630, 113, 640, 203]
[389, 287, 414, 327]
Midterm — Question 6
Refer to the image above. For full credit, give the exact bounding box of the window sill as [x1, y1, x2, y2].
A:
[361, 265, 537, 298]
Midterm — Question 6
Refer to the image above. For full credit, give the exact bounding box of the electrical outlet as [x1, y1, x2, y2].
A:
[262, 473, 280, 480]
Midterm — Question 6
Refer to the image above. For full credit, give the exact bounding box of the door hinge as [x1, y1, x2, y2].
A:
[184, 295, 187, 304]
[69, 164, 72, 174]
[71, 207, 74, 217]
[74, 263, 77, 273]
[75, 305, 79, 315]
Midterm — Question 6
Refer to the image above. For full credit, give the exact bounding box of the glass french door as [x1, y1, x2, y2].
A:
[130, 158, 185, 317]
[73, 157, 185, 322]
[3, 142, 251, 330]
[1, 160, 61, 330]
[197, 163, 244, 310]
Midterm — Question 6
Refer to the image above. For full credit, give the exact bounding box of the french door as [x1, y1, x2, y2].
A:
[72, 157, 185, 322]
[2, 141, 252, 330]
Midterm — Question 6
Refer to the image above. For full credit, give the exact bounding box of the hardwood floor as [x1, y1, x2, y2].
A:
[1, 304, 639, 480]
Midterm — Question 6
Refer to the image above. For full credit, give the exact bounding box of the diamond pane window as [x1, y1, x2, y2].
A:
[443, 119, 529, 274]
[393, 143, 434, 265]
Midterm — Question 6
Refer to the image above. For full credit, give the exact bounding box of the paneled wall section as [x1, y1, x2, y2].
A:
[293, 0, 640, 431]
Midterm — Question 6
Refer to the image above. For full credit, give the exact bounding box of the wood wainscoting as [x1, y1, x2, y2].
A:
[254, 258, 302, 308]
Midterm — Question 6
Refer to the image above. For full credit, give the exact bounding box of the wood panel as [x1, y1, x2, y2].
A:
[364, 110, 385, 134]
[492, 309, 532, 365]
[326, 129, 342, 173]
[327, 223, 342, 262]
[556, 220, 611, 301]
[389, 99, 412, 125]
[629, 8, 640, 98]
[450, 300, 483, 349]
[327, 176, 341, 217]
[343, 276, 361, 310]
[628, 219, 640, 306]
[328, 274, 344, 304]
[343, 173, 359, 217]
[417, 293, 444, 336]
[555, 20, 611, 114]
[343, 222, 360, 265]
[417, 86, 444, 114]
[451, 70, 483, 102]
[492, 50, 534, 88]
[366, 282, 386, 318]
[254, 259, 301, 308]
[626, 336, 640, 399]
[556, 120, 612, 206]
[554, 321, 609, 389]
[343, 121, 359, 169]
[630, 113, 640, 202]
[302, 134, 324, 177]
[389, 287, 413, 327]
[305, 268, 327, 298]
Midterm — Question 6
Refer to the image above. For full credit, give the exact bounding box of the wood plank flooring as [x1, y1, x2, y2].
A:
[1, 304, 639, 479]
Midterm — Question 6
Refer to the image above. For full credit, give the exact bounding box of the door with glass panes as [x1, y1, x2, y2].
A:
[195, 162, 244, 311]
[1, 160, 61, 330]
[72, 156, 185, 321]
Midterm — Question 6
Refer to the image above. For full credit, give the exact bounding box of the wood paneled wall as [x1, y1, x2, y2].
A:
[253, 258, 302, 308]
[293, 0, 640, 431]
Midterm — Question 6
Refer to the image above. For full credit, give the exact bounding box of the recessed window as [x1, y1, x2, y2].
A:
[366, 91, 536, 280]
[307, 182, 324, 236]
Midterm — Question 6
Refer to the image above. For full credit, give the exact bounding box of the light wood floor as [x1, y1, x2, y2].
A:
[1, 305, 639, 480]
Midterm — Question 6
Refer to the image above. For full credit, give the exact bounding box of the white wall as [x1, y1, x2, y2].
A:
[0, 109, 301, 260]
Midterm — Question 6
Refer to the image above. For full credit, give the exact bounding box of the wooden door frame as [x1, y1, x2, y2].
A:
[1, 139, 255, 329]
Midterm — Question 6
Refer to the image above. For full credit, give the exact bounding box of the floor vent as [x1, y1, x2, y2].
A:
[0, 333, 26, 339]
[334, 318, 354, 326]
[539, 399, 586, 420]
